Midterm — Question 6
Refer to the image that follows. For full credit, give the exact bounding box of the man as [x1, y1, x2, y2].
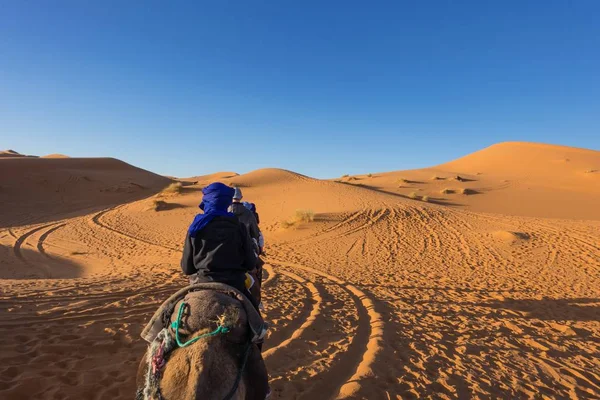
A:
[229, 187, 260, 246]
[180, 182, 258, 308]
[243, 201, 264, 253]
[229, 189, 265, 308]
[181, 182, 271, 397]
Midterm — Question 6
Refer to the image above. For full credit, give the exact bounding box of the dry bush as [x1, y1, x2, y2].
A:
[367, 173, 373, 178]
[342, 174, 349, 178]
[155, 200, 169, 211]
[397, 178, 411, 187]
[162, 182, 183, 195]
[145, 199, 167, 211]
[461, 188, 476, 195]
[431, 175, 445, 180]
[281, 209, 315, 229]
[294, 209, 315, 223]
[422, 195, 430, 202]
[280, 220, 296, 229]
[441, 188, 455, 194]
[347, 176, 358, 181]
[408, 192, 419, 199]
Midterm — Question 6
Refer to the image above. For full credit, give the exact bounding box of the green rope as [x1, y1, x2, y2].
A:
[171, 302, 230, 348]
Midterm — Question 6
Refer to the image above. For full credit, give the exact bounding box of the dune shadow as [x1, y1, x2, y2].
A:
[228, 182, 250, 188]
[336, 181, 466, 207]
[455, 177, 477, 182]
[180, 186, 204, 194]
[0, 182, 172, 229]
[312, 213, 341, 223]
[153, 201, 187, 212]
[460, 188, 482, 195]
[179, 180, 198, 186]
[479, 297, 600, 322]
[0, 244, 84, 279]
[424, 197, 462, 206]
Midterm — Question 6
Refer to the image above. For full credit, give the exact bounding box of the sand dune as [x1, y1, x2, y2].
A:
[180, 171, 239, 183]
[0, 156, 171, 228]
[439, 141, 599, 177]
[339, 142, 600, 219]
[0, 149, 36, 158]
[1, 142, 599, 399]
[41, 154, 70, 159]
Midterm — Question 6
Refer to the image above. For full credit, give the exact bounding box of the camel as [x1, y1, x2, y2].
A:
[137, 287, 269, 400]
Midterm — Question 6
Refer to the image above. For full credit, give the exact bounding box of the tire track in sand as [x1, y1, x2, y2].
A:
[263, 268, 322, 358]
[262, 263, 277, 288]
[268, 259, 384, 399]
[13, 222, 69, 279]
[37, 223, 67, 260]
[90, 206, 179, 252]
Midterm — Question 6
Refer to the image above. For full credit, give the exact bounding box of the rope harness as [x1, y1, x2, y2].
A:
[171, 301, 231, 347]
[140, 301, 252, 400]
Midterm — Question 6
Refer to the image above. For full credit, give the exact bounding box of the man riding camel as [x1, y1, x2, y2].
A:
[175, 182, 271, 399]
[243, 201, 264, 254]
[229, 187, 260, 245]
[180, 182, 259, 309]
[229, 188, 266, 307]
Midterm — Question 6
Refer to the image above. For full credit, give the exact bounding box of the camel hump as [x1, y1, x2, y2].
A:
[142, 283, 266, 344]
[177, 290, 248, 343]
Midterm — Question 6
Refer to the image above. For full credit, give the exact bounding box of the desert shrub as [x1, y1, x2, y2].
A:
[342, 174, 349, 178]
[397, 178, 412, 187]
[281, 209, 315, 229]
[154, 199, 169, 211]
[461, 188, 476, 195]
[408, 192, 419, 199]
[145, 199, 168, 211]
[367, 173, 373, 178]
[280, 220, 295, 229]
[162, 182, 183, 194]
[431, 175, 445, 180]
[441, 188, 455, 194]
[347, 176, 358, 181]
[422, 195, 429, 202]
[294, 209, 315, 223]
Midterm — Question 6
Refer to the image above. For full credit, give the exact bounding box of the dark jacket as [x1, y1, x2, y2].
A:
[229, 202, 260, 241]
[254, 212, 260, 225]
[181, 216, 257, 288]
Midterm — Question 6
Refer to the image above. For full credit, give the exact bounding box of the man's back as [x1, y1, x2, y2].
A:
[181, 215, 256, 287]
[230, 202, 260, 241]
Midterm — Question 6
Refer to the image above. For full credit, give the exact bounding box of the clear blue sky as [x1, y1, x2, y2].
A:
[1, 1, 599, 178]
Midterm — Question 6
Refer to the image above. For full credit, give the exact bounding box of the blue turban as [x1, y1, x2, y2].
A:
[188, 182, 235, 237]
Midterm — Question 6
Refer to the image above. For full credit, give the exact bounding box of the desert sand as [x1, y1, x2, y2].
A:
[0, 142, 599, 399]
